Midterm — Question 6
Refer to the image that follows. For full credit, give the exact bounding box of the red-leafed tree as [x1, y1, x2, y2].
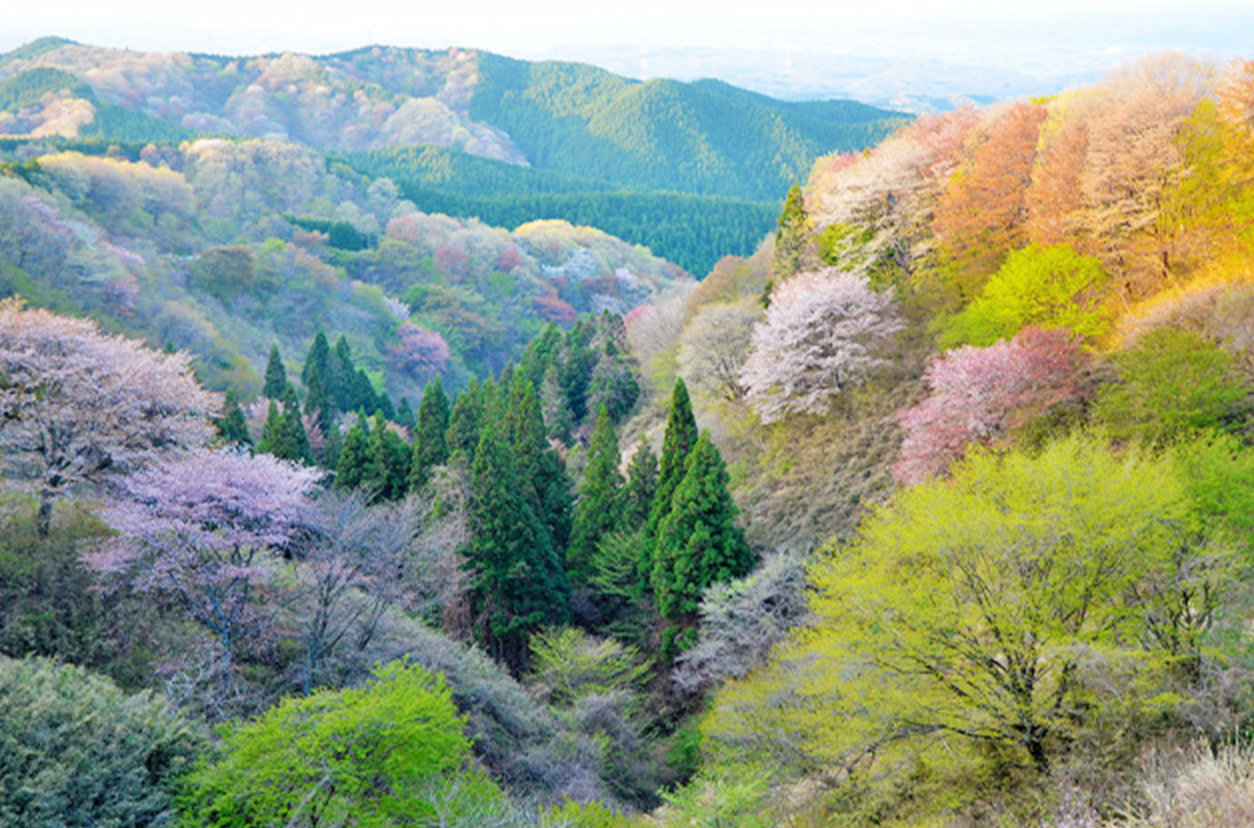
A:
[0, 298, 219, 534]
[740, 268, 903, 423]
[89, 448, 321, 686]
[893, 328, 1088, 485]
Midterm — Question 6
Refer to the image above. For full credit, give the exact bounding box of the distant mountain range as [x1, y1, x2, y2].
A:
[0, 38, 907, 273]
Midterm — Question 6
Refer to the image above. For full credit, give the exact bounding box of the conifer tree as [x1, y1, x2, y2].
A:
[652, 431, 753, 625]
[623, 439, 658, 531]
[301, 331, 330, 388]
[640, 378, 699, 587]
[303, 359, 333, 434]
[321, 421, 343, 471]
[446, 378, 483, 457]
[377, 392, 396, 422]
[507, 376, 574, 554]
[766, 182, 811, 305]
[262, 344, 287, 399]
[276, 385, 312, 465]
[568, 404, 623, 584]
[350, 369, 377, 416]
[410, 377, 450, 490]
[334, 415, 371, 491]
[364, 413, 411, 501]
[259, 399, 284, 455]
[215, 389, 252, 447]
[464, 426, 569, 675]
[395, 396, 415, 431]
[330, 336, 355, 413]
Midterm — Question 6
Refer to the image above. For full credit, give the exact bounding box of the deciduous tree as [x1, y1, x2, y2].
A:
[740, 268, 903, 423]
[0, 298, 217, 534]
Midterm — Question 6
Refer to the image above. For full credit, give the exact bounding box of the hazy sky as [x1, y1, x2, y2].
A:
[4, 0, 1252, 82]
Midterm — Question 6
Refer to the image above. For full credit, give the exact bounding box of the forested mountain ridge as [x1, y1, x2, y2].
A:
[10, 34, 1254, 828]
[0, 38, 904, 272]
[0, 37, 903, 197]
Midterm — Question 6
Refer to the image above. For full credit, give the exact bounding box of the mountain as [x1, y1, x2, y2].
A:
[0, 38, 906, 273]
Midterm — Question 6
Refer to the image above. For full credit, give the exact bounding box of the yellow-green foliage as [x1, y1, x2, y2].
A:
[940, 243, 1110, 348]
[704, 434, 1239, 822]
[179, 660, 495, 827]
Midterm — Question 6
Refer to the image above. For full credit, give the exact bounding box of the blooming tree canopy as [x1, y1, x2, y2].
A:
[739, 268, 902, 423]
[0, 298, 218, 533]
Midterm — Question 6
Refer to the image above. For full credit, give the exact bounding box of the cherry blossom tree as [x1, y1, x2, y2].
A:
[0, 298, 218, 534]
[739, 268, 903, 423]
[387, 321, 450, 379]
[893, 328, 1088, 485]
[89, 448, 321, 686]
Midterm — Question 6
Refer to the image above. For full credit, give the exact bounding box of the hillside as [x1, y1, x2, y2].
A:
[0, 38, 905, 272]
[8, 36, 1254, 828]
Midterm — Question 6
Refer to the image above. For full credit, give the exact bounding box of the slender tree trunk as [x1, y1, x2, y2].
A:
[36, 493, 54, 537]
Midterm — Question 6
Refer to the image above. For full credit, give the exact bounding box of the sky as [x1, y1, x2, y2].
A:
[4, 0, 1253, 101]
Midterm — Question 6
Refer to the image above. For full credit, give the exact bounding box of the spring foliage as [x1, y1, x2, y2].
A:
[740, 268, 902, 423]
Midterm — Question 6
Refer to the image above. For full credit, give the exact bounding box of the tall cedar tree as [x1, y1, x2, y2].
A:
[652, 430, 753, 625]
[623, 440, 658, 530]
[334, 415, 371, 490]
[330, 336, 355, 413]
[301, 331, 330, 388]
[410, 376, 450, 490]
[276, 385, 312, 465]
[767, 182, 810, 304]
[465, 426, 569, 675]
[349, 369, 378, 416]
[215, 389, 252, 447]
[507, 375, 573, 554]
[640, 378, 699, 588]
[259, 399, 283, 454]
[395, 397, 415, 431]
[568, 404, 623, 585]
[262, 343, 286, 399]
[363, 413, 411, 501]
[447, 377, 483, 457]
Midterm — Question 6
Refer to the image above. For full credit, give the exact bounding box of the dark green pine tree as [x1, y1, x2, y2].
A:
[765, 182, 811, 306]
[377, 392, 396, 422]
[395, 396, 415, 431]
[464, 426, 569, 675]
[507, 375, 573, 555]
[446, 378, 483, 458]
[652, 430, 753, 625]
[258, 399, 284, 456]
[622, 439, 658, 531]
[329, 336, 355, 413]
[363, 413, 411, 501]
[214, 389, 252, 448]
[334, 415, 372, 491]
[262, 344, 287, 399]
[303, 359, 333, 435]
[301, 331, 330, 386]
[276, 384, 312, 465]
[350, 369, 378, 416]
[568, 404, 623, 585]
[410, 376, 450, 491]
[640, 377, 699, 588]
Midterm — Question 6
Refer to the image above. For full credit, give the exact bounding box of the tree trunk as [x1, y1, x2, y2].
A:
[36, 494, 53, 537]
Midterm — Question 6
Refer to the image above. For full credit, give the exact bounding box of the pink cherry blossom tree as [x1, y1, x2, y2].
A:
[89, 448, 321, 686]
[0, 298, 219, 534]
[739, 268, 903, 423]
[893, 327, 1088, 485]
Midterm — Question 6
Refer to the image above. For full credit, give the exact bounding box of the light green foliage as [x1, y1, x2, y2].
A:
[941, 243, 1110, 348]
[179, 660, 490, 827]
[528, 627, 650, 708]
[0, 655, 203, 828]
[1093, 327, 1250, 445]
[708, 434, 1225, 778]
